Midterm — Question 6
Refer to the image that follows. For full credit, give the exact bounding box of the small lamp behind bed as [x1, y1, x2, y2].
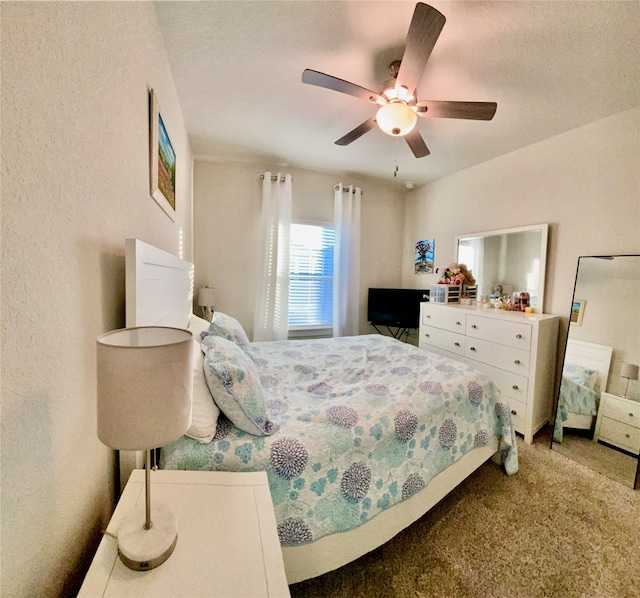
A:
[197, 286, 216, 322]
[96, 326, 193, 571]
[620, 362, 639, 398]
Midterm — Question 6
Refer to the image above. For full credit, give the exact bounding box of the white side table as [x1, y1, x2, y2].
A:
[78, 470, 290, 597]
[594, 392, 640, 455]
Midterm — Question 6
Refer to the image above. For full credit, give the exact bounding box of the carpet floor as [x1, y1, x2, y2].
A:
[289, 428, 640, 598]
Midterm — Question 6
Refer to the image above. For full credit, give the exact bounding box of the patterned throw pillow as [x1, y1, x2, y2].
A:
[202, 335, 278, 436]
[204, 312, 253, 357]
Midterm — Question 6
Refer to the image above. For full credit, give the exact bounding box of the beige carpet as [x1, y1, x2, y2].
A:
[551, 431, 638, 488]
[290, 428, 640, 598]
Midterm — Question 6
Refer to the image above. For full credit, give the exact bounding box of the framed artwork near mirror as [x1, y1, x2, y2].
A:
[551, 254, 640, 490]
[570, 299, 586, 325]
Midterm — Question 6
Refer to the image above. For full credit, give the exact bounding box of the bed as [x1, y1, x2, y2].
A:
[553, 339, 612, 443]
[121, 239, 518, 584]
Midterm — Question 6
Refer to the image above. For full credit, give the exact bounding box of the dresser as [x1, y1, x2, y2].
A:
[594, 392, 640, 455]
[419, 302, 559, 443]
[78, 470, 290, 598]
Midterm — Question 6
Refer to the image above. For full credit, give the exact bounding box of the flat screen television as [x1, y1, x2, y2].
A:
[367, 288, 430, 329]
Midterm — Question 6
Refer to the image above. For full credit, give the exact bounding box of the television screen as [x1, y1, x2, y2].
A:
[367, 288, 430, 329]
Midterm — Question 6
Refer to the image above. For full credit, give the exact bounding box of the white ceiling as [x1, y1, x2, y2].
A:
[154, 1, 640, 189]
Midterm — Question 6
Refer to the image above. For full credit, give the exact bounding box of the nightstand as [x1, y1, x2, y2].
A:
[594, 392, 640, 455]
[78, 470, 290, 597]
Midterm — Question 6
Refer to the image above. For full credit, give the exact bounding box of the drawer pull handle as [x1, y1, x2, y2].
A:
[516, 334, 522, 339]
[425, 334, 430, 338]
[455, 321, 462, 326]
[511, 410, 517, 416]
[629, 413, 634, 418]
[512, 385, 519, 390]
[625, 433, 630, 439]
[514, 359, 521, 365]
[470, 347, 477, 352]
[426, 315, 431, 318]
[471, 324, 478, 329]
[454, 342, 460, 347]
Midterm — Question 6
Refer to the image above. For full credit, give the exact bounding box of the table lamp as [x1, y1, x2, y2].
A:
[197, 286, 216, 322]
[620, 362, 639, 398]
[96, 326, 194, 570]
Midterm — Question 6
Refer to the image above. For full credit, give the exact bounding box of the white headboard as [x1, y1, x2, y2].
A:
[564, 339, 613, 392]
[125, 238, 194, 328]
[121, 239, 194, 491]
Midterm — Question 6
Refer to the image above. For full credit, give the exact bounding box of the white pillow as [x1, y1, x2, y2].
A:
[188, 313, 212, 341]
[185, 316, 220, 443]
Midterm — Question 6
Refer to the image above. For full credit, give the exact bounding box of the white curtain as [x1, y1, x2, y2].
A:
[333, 183, 361, 337]
[253, 172, 292, 341]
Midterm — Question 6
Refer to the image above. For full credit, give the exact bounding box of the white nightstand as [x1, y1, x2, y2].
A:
[594, 392, 640, 455]
[78, 470, 290, 597]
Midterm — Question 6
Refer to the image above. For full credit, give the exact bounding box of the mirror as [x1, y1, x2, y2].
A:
[551, 255, 640, 489]
[456, 224, 548, 313]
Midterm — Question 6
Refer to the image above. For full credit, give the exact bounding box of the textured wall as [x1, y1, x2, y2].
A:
[1, 3, 192, 596]
[402, 107, 640, 370]
[193, 160, 406, 340]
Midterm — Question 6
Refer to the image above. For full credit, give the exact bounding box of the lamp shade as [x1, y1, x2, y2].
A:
[376, 101, 417, 136]
[96, 327, 193, 450]
[620, 362, 639, 381]
[197, 287, 216, 307]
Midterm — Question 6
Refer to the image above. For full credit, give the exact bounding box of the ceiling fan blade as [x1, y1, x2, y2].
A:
[302, 69, 383, 104]
[396, 3, 446, 94]
[416, 101, 497, 120]
[335, 116, 378, 146]
[404, 127, 430, 158]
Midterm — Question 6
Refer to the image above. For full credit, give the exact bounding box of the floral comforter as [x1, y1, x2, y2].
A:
[161, 335, 517, 547]
[552, 376, 600, 442]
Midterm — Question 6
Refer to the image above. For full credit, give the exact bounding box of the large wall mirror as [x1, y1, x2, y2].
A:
[551, 255, 640, 489]
[456, 224, 548, 313]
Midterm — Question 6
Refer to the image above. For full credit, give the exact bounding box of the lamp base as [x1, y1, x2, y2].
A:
[117, 502, 178, 571]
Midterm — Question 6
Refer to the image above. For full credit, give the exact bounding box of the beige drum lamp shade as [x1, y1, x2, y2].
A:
[96, 326, 194, 451]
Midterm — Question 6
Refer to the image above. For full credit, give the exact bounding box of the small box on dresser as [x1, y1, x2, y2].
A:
[419, 302, 559, 444]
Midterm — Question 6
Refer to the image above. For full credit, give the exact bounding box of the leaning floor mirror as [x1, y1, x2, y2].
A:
[551, 255, 640, 489]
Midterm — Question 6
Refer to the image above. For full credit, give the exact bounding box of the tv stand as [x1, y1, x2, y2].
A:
[370, 323, 413, 340]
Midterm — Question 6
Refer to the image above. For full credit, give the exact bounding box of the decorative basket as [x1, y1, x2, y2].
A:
[430, 284, 461, 303]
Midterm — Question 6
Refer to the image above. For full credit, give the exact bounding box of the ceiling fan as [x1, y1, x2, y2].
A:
[301, 2, 497, 158]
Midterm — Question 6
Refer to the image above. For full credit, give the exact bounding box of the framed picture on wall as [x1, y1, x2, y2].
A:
[149, 89, 176, 221]
[570, 299, 586, 325]
[415, 239, 435, 274]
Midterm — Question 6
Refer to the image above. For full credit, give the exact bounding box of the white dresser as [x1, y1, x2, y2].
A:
[419, 302, 559, 443]
[594, 392, 640, 455]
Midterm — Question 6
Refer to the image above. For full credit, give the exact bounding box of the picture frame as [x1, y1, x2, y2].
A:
[570, 299, 586, 326]
[415, 239, 435, 274]
[149, 89, 176, 221]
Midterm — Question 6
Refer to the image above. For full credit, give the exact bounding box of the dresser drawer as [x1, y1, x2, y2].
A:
[599, 418, 640, 453]
[504, 396, 527, 433]
[421, 304, 466, 334]
[465, 337, 530, 376]
[421, 326, 465, 356]
[466, 314, 532, 351]
[600, 395, 640, 426]
[470, 361, 529, 403]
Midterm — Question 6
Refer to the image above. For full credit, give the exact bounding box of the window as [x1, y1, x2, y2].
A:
[288, 222, 334, 330]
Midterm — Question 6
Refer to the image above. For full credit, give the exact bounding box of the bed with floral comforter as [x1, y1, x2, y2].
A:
[161, 334, 517, 548]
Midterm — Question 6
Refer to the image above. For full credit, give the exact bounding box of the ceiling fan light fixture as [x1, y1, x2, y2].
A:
[376, 101, 417, 136]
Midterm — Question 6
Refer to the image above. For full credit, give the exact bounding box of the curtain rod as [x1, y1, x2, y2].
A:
[260, 174, 291, 182]
[334, 185, 361, 194]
